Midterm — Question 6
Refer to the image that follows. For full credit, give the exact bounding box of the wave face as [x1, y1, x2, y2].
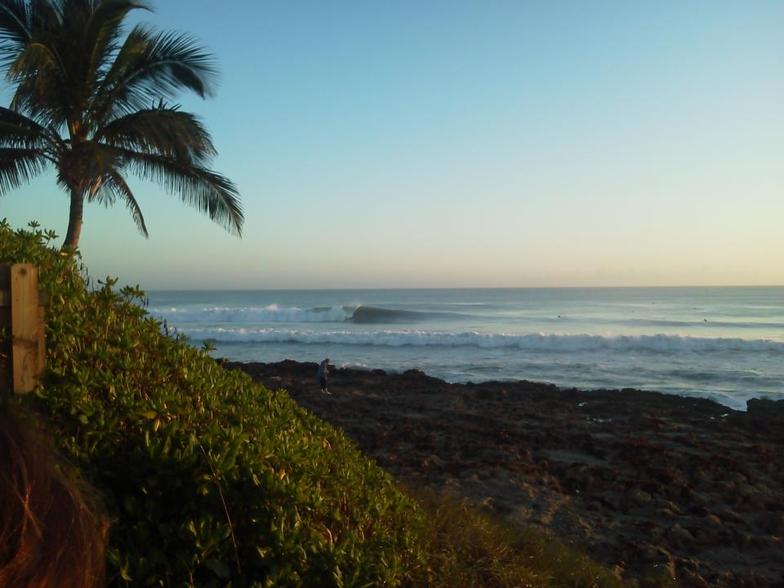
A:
[184, 328, 784, 354]
[350, 306, 466, 323]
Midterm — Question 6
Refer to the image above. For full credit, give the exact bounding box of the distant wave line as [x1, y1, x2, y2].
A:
[182, 328, 784, 354]
[150, 304, 471, 324]
[592, 317, 784, 329]
[150, 304, 784, 330]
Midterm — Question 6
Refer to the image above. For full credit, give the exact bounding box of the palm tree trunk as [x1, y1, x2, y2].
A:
[62, 188, 85, 251]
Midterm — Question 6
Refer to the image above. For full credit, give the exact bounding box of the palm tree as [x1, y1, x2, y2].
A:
[0, 0, 243, 250]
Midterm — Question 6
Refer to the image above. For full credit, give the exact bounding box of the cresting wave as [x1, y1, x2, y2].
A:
[150, 305, 466, 324]
[183, 328, 784, 354]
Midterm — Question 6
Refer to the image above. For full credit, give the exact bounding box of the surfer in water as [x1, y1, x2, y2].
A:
[317, 358, 331, 395]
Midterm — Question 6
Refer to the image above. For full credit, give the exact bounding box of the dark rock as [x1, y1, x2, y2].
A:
[627, 488, 653, 507]
[667, 524, 695, 549]
[639, 543, 672, 565]
[763, 513, 784, 537]
[678, 568, 712, 588]
[226, 359, 784, 588]
[747, 398, 784, 421]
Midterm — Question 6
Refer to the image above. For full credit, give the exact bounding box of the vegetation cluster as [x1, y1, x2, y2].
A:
[1, 221, 624, 587]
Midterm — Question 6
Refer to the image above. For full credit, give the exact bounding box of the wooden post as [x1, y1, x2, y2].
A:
[0, 264, 46, 394]
[0, 266, 9, 393]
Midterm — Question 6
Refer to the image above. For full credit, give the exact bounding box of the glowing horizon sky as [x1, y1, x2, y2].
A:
[1, 1, 782, 289]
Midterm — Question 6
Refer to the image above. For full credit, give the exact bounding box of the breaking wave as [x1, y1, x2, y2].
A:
[183, 328, 784, 354]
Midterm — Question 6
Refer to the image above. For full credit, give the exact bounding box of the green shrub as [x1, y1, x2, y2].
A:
[1, 221, 424, 586]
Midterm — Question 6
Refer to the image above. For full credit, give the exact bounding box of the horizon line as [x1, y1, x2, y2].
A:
[143, 284, 784, 292]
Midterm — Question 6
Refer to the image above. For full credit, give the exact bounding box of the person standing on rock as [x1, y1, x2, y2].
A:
[317, 358, 331, 395]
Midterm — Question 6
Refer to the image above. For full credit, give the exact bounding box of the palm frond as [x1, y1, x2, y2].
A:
[86, 165, 146, 232]
[3, 2, 69, 129]
[94, 24, 217, 121]
[7, 39, 58, 76]
[85, 0, 149, 77]
[0, 0, 32, 54]
[96, 106, 216, 164]
[0, 106, 57, 150]
[0, 147, 47, 193]
[99, 168, 148, 235]
[118, 148, 243, 236]
[37, 0, 99, 131]
[0, 0, 63, 65]
[8, 73, 70, 129]
[31, 0, 63, 30]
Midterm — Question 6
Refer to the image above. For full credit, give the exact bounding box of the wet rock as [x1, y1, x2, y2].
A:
[747, 398, 784, 421]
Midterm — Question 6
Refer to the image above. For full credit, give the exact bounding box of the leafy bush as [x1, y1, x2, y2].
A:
[1, 221, 626, 587]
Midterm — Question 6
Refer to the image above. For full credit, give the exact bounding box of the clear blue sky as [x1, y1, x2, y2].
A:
[2, 1, 782, 288]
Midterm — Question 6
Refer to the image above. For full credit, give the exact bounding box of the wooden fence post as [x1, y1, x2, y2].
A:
[0, 266, 9, 392]
[0, 264, 46, 394]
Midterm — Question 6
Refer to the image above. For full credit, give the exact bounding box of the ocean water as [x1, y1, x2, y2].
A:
[146, 287, 784, 411]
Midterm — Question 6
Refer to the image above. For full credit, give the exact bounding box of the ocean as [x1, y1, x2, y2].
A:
[146, 287, 784, 411]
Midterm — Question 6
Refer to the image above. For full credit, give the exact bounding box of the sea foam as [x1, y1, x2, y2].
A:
[151, 304, 468, 324]
[151, 304, 352, 323]
[182, 328, 784, 354]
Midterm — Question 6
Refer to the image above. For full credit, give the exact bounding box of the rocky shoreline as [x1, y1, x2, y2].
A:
[226, 360, 784, 587]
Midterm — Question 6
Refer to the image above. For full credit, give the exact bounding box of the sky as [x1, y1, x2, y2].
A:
[1, 0, 782, 289]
